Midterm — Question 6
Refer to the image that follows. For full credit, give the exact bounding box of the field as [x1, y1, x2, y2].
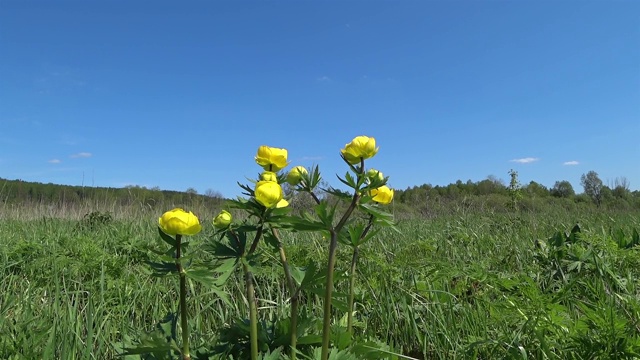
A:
[2, 204, 640, 359]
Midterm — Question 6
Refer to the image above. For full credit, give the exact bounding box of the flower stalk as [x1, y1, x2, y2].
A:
[346, 245, 358, 336]
[243, 261, 259, 360]
[271, 228, 298, 359]
[320, 159, 363, 360]
[176, 234, 191, 360]
[347, 215, 375, 336]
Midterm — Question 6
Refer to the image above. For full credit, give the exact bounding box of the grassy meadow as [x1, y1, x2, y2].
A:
[2, 202, 640, 359]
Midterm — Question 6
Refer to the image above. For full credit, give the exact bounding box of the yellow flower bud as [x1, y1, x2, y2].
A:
[255, 180, 285, 208]
[366, 168, 384, 182]
[286, 166, 308, 186]
[158, 208, 202, 236]
[370, 186, 394, 205]
[213, 210, 232, 229]
[340, 136, 378, 164]
[255, 145, 288, 171]
[260, 171, 278, 182]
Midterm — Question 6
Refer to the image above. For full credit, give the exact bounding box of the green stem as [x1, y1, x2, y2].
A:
[290, 297, 299, 359]
[321, 158, 364, 360]
[320, 230, 339, 360]
[347, 215, 374, 336]
[176, 234, 191, 360]
[310, 191, 321, 205]
[272, 228, 298, 359]
[248, 220, 265, 255]
[347, 246, 359, 336]
[243, 261, 259, 360]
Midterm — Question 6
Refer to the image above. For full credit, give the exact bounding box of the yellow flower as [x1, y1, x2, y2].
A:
[158, 208, 202, 236]
[260, 171, 278, 182]
[255, 146, 288, 171]
[255, 180, 285, 208]
[341, 136, 378, 164]
[213, 210, 232, 229]
[286, 166, 308, 186]
[366, 168, 384, 183]
[370, 186, 394, 205]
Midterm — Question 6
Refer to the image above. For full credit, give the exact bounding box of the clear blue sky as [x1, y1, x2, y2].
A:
[1, 1, 638, 197]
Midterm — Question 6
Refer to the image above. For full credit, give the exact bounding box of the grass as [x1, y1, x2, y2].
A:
[1, 205, 640, 359]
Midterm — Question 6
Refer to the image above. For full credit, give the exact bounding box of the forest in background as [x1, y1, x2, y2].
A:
[1, 169, 638, 220]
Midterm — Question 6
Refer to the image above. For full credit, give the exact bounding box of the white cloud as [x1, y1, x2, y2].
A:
[317, 76, 331, 82]
[70, 152, 92, 158]
[510, 157, 540, 164]
[48, 159, 61, 164]
[563, 160, 579, 166]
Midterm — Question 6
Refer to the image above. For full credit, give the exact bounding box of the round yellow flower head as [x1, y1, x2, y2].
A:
[260, 171, 278, 183]
[370, 185, 394, 205]
[286, 166, 308, 186]
[366, 168, 384, 183]
[255, 180, 285, 208]
[255, 145, 288, 171]
[213, 210, 232, 229]
[158, 208, 202, 236]
[341, 136, 378, 164]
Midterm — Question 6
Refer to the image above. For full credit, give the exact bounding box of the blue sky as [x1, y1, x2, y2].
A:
[1, 1, 638, 197]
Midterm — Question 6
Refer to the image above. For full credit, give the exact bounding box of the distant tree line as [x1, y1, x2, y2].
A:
[1, 170, 637, 219]
[394, 170, 639, 218]
[0, 178, 224, 210]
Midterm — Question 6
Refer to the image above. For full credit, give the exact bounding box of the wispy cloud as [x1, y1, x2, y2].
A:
[48, 159, 61, 164]
[510, 157, 540, 164]
[563, 160, 579, 166]
[70, 152, 92, 158]
[317, 76, 331, 82]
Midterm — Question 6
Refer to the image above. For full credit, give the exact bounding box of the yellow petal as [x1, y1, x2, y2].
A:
[158, 208, 202, 236]
[255, 180, 284, 208]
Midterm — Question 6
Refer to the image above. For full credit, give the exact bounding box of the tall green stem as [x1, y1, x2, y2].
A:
[273, 229, 298, 360]
[176, 234, 190, 360]
[320, 230, 339, 360]
[347, 215, 374, 336]
[321, 190, 361, 360]
[241, 217, 265, 360]
[347, 246, 359, 336]
[243, 261, 259, 360]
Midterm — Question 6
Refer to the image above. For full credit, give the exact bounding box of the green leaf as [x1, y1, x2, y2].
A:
[214, 257, 239, 284]
[315, 202, 338, 228]
[185, 268, 231, 304]
[344, 224, 381, 247]
[568, 224, 581, 243]
[351, 340, 405, 359]
[336, 172, 356, 189]
[146, 260, 178, 276]
[297, 334, 323, 345]
[121, 312, 180, 359]
[290, 265, 306, 287]
[204, 231, 245, 258]
[263, 231, 281, 251]
[299, 262, 325, 291]
[325, 187, 353, 200]
[298, 165, 323, 192]
[286, 214, 326, 232]
[259, 347, 285, 360]
[358, 203, 399, 230]
[157, 226, 177, 247]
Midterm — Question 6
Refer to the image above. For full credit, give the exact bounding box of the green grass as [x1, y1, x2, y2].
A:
[2, 208, 640, 359]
